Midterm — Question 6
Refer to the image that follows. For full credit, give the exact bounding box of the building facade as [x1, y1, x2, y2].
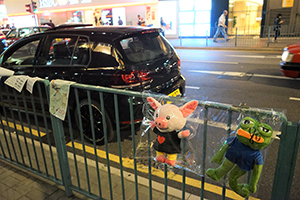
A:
[3, 0, 299, 38]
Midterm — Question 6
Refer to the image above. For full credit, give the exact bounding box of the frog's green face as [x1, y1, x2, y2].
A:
[236, 117, 273, 150]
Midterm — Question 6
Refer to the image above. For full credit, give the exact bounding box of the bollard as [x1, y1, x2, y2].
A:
[267, 26, 271, 47]
[235, 27, 237, 47]
[206, 30, 208, 47]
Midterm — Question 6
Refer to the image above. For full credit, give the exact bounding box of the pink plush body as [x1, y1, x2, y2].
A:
[147, 97, 198, 166]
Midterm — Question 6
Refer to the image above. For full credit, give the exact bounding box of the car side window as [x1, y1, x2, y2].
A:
[38, 36, 89, 66]
[19, 28, 31, 38]
[72, 37, 90, 65]
[6, 29, 17, 39]
[90, 42, 118, 67]
[2, 38, 41, 67]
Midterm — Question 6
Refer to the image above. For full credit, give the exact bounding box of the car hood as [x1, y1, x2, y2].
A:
[287, 43, 300, 54]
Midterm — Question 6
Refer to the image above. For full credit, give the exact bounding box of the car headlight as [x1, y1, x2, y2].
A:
[281, 51, 294, 62]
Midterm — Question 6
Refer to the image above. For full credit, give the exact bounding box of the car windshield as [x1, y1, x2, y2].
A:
[119, 32, 173, 63]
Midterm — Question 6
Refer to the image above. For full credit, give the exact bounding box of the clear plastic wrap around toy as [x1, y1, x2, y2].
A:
[204, 108, 285, 199]
[135, 94, 285, 198]
[135, 95, 204, 174]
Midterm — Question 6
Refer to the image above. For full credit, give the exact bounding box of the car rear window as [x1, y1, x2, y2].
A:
[119, 32, 173, 63]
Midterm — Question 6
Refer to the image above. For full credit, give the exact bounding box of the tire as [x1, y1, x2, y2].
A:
[75, 99, 115, 143]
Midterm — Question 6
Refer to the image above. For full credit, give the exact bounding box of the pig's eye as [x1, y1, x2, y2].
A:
[166, 116, 170, 120]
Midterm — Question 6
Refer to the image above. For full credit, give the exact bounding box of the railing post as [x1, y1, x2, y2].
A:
[267, 26, 271, 47]
[206, 30, 208, 47]
[235, 27, 237, 47]
[50, 114, 73, 197]
[271, 121, 300, 200]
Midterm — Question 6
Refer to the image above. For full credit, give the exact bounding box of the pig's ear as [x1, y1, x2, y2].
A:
[147, 97, 161, 110]
[179, 100, 198, 118]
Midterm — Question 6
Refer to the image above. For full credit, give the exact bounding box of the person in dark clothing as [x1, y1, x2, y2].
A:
[48, 20, 55, 28]
[273, 14, 284, 43]
[118, 16, 123, 25]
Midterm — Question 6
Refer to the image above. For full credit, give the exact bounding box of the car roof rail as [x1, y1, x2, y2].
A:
[52, 23, 93, 30]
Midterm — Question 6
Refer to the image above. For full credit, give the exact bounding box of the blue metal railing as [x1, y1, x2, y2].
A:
[0, 77, 297, 200]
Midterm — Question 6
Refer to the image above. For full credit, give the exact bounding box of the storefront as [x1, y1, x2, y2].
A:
[227, 0, 264, 35]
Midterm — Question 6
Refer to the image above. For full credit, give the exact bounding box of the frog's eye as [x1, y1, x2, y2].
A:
[259, 124, 273, 137]
[166, 116, 170, 120]
[156, 113, 158, 118]
[243, 120, 251, 125]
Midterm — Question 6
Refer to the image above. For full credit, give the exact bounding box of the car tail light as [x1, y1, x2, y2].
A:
[111, 70, 152, 88]
[122, 70, 151, 84]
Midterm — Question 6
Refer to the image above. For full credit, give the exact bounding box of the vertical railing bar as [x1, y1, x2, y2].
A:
[128, 96, 138, 200]
[4, 85, 19, 163]
[87, 91, 102, 198]
[182, 138, 186, 200]
[36, 83, 50, 175]
[0, 114, 7, 158]
[222, 110, 232, 200]
[30, 90, 48, 174]
[164, 164, 168, 200]
[114, 94, 125, 200]
[201, 106, 208, 200]
[49, 115, 73, 197]
[147, 128, 152, 200]
[66, 108, 81, 189]
[0, 83, 12, 160]
[40, 81, 57, 179]
[74, 88, 91, 193]
[99, 92, 113, 200]
[21, 88, 38, 169]
[11, 89, 27, 165]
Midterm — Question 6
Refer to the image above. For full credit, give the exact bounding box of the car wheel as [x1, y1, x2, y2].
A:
[75, 99, 115, 143]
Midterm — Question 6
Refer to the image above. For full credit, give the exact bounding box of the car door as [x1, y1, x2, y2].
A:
[0, 35, 43, 115]
[0, 35, 42, 76]
[33, 34, 90, 83]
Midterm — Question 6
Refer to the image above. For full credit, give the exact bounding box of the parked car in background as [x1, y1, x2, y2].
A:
[4, 25, 51, 47]
[1, 29, 10, 35]
[280, 43, 300, 78]
[0, 25, 185, 143]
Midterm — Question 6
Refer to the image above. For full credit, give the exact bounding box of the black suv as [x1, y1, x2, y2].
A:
[0, 25, 185, 142]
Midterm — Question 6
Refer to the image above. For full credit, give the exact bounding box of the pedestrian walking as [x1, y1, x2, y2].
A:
[160, 17, 166, 36]
[94, 16, 98, 26]
[213, 10, 229, 43]
[118, 16, 123, 25]
[272, 14, 284, 43]
[137, 15, 145, 26]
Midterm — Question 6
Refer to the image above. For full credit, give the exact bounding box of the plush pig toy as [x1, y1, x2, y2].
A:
[147, 97, 198, 166]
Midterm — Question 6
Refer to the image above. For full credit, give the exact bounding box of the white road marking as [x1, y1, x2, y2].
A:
[187, 70, 298, 80]
[186, 86, 200, 89]
[226, 55, 266, 58]
[289, 97, 300, 101]
[225, 55, 282, 59]
[182, 60, 239, 65]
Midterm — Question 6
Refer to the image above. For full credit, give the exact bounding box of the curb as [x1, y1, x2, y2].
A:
[173, 46, 283, 53]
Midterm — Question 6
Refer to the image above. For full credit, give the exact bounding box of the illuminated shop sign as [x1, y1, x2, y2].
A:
[39, 0, 92, 8]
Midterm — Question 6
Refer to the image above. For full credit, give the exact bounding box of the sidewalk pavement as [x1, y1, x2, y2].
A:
[167, 37, 289, 52]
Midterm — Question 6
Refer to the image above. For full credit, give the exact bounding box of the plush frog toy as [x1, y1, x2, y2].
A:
[206, 117, 273, 198]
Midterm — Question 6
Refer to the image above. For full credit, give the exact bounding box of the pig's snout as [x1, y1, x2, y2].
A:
[155, 117, 168, 129]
